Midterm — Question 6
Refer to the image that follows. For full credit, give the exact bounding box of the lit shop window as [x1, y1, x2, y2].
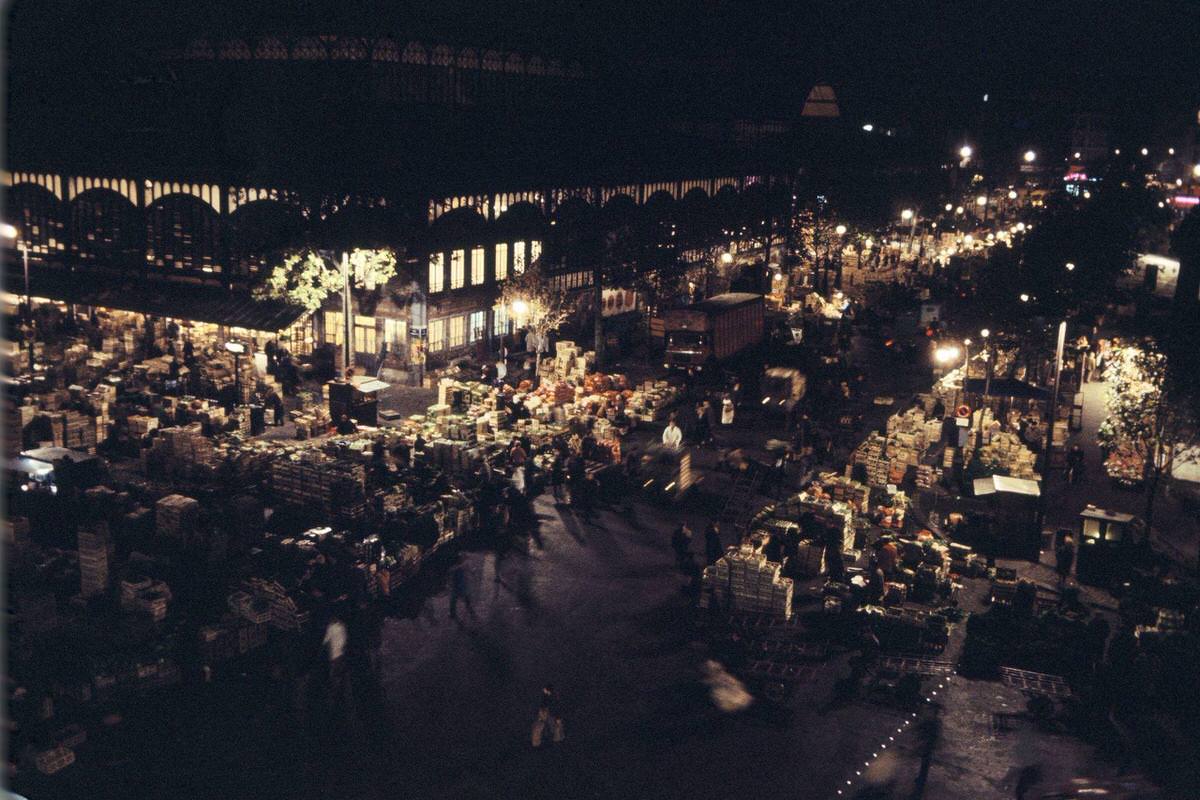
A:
[324, 311, 343, 345]
[354, 316, 376, 354]
[450, 249, 465, 290]
[384, 318, 406, 346]
[471, 247, 485, 285]
[513, 241, 526, 274]
[448, 315, 466, 348]
[428, 253, 444, 294]
[469, 311, 485, 342]
[493, 304, 509, 336]
[530, 239, 542, 263]
[428, 319, 446, 351]
[495, 242, 508, 281]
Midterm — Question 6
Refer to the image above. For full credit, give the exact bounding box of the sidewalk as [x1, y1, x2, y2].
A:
[1044, 375, 1198, 569]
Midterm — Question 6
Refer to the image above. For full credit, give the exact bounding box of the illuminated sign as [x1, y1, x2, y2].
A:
[1063, 172, 1088, 182]
[1174, 195, 1200, 206]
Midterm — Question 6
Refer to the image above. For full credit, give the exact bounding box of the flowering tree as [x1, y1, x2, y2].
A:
[498, 256, 576, 374]
[254, 248, 398, 312]
[1096, 341, 1197, 528]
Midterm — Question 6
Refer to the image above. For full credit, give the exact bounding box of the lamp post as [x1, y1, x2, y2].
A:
[224, 340, 247, 411]
[2, 223, 32, 376]
[1036, 321, 1068, 531]
[901, 209, 916, 254]
[976, 328, 991, 450]
[341, 251, 353, 378]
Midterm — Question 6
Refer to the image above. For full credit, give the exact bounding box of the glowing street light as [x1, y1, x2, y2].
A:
[1015, 222, 1026, 232]
[959, 144, 973, 160]
[1114, 148, 1121, 155]
[1073, 151, 1081, 159]
[862, 123, 874, 132]
[1023, 150, 1037, 163]
[511, 299, 529, 316]
[1019, 293, 1030, 303]
[935, 345, 961, 365]
[981, 328, 990, 339]
[0, 223, 16, 239]
[1193, 164, 1200, 178]
[720, 251, 734, 264]
[1065, 262, 1076, 272]
[955, 205, 964, 215]
[901, 209, 914, 221]
[1140, 147, 1149, 156]
[1169, 147, 1176, 156]
[835, 224, 847, 236]
[1007, 190, 1018, 200]
[944, 203, 953, 212]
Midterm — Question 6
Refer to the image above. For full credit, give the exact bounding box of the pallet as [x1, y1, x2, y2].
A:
[754, 640, 829, 661]
[744, 660, 819, 683]
[877, 655, 955, 677]
[999, 666, 1072, 697]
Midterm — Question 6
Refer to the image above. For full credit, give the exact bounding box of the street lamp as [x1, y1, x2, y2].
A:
[224, 340, 247, 409]
[944, 203, 953, 212]
[1019, 293, 1030, 303]
[1065, 262, 1075, 272]
[1193, 164, 1200, 178]
[1023, 150, 1037, 164]
[975, 195, 988, 207]
[955, 206, 964, 215]
[901, 209, 913, 221]
[834, 224, 847, 236]
[720, 251, 734, 265]
[959, 144, 973, 160]
[1007, 190, 1018, 200]
[862, 123, 874, 132]
[1140, 147, 1149, 156]
[511, 299, 529, 317]
[1073, 151, 1081, 159]
[2, 222, 33, 376]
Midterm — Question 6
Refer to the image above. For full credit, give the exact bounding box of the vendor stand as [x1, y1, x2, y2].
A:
[1076, 506, 1138, 587]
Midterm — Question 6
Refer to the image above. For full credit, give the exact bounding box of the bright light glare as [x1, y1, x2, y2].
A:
[0, 223, 17, 239]
[901, 209, 913, 220]
[835, 224, 847, 235]
[512, 300, 529, 315]
[981, 328, 990, 338]
[1019, 293, 1030, 302]
[1065, 262, 1076, 271]
[1074, 151, 1081, 159]
[976, 195, 988, 207]
[1023, 150, 1037, 163]
[959, 145, 973, 159]
[935, 345, 961, 364]
[944, 203, 953, 212]
[1193, 164, 1200, 178]
[721, 252, 734, 264]
[1140, 147, 1149, 156]
[955, 206, 964, 214]
[1007, 190, 1017, 200]
[862, 123, 874, 132]
[1016, 222, 1026, 232]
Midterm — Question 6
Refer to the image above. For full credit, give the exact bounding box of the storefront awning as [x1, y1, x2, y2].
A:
[11, 268, 310, 333]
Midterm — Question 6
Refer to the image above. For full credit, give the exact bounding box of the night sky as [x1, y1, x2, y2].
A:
[6, 0, 1200, 167]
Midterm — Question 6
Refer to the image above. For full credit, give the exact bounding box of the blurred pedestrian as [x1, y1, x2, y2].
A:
[450, 562, 474, 619]
[705, 522, 723, 565]
[1055, 534, 1076, 588]
[672, 522, 694, 568]
[531, 684, 565, 747]
[322, 613, 349, 704]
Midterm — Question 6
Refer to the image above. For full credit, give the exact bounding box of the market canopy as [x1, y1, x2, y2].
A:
[973, 474, 1041, 498]
[8, 267, 310, 333]
[963, 377, 1049, 401]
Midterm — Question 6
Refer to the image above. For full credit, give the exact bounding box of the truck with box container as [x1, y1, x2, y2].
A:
[662, 293, 765, 373]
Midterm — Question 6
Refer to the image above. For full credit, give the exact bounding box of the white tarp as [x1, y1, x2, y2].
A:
[973, 474, 1041, 498]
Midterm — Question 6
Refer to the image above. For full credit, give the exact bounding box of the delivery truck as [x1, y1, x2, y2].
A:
[662, 292, 765, 372]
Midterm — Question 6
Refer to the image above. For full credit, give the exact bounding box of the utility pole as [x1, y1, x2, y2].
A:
[341, 251, 353, 378]
[1036, 321, 1067, 532]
